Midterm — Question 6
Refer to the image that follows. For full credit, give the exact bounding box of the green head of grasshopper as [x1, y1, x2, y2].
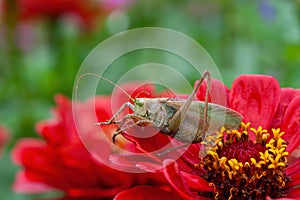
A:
[132, 98, 146, 116]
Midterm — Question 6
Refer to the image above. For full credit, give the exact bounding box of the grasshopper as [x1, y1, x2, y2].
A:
[95, 71, 243, 146]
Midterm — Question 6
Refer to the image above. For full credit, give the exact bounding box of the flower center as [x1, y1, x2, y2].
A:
[195, 122, 290, 200]
[219, 140, 265, 163]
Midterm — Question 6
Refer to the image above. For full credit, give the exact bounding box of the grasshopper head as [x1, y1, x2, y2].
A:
[133, 98, 148, 117]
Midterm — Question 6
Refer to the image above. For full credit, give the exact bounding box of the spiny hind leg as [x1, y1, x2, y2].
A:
[196, 71, 211, 142]
[168, 70, 211, 133]
[201, 71, 211, 135]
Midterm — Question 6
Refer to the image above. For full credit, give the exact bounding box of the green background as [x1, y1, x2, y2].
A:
[1, 0, 300, 199]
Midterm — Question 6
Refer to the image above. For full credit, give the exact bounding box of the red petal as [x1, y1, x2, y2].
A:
[229, 75, 281, 129]
[195, 78, 229, 106]
[179, 144, 202, 171]
[270, 88, 300, 128]
[286, 186, 300, 198]
[120, 126, 171, 157]
[287, 156, 300, 176]
[163, 160, 197, 200]
[36, 121, 68, 146]
[281, 96, 300, 154]
[94, 96, 114, 122]
[114, 185, 183, 200]
[38, 94, 80, 144]
[287, 171, 300, 188]
[13, 172, 54, 193]
[181, 172, 213, 192]
[109, 154, 160, 172]
[267, 198, 294, 200]
[11, 139, 46, 165]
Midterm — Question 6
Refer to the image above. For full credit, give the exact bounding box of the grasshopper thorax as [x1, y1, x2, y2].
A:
[133, 98, 169, 127]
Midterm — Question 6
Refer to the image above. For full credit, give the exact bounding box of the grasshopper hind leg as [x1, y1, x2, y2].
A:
[196, 71, 211, 144]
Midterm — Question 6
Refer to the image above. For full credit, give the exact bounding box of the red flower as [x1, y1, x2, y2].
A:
[110, 74, 300, 199]
[0, 126, 9, 157]
[15, 0, 112, 29]
[12, 94, 146, 199]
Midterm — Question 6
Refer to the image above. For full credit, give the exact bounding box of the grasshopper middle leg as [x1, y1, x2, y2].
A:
[112, 116, 153, 143]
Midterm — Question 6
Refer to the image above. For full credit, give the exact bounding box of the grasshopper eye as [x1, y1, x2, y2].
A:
[137, 102, 144, 106]
[135, 99, 144, 107]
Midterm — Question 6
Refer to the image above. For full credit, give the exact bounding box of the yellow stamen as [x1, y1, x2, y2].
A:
[197, 122, 290, 199]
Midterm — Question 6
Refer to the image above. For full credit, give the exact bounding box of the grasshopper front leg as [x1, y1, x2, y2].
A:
[95, 102, 134, 126]
[112, 115, 153, 143]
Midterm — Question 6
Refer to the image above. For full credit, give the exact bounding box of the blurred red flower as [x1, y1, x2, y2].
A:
[110, 74, 300, 200]
[13, 0, 132, 29]
[11, 92, 147, 199]
[16, 0, 101, 28]
[0, 126, 9, 157]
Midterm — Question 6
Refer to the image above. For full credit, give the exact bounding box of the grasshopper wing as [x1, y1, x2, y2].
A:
[163, 100, 242, 143]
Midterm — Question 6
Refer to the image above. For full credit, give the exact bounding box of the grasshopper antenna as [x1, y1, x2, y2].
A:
[75, 72, 135, 102]
[135, 87, 151, 98]
[154, 77, 177, 98]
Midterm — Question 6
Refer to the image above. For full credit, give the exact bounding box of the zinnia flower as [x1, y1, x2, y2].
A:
[110, 74, 300, 200]
[11, 93, 147, 199]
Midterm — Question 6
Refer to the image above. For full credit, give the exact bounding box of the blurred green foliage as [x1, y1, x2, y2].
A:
[0, 0, 300, 199]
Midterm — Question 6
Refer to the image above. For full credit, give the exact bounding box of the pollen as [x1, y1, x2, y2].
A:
[196, 122, 290, 200]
